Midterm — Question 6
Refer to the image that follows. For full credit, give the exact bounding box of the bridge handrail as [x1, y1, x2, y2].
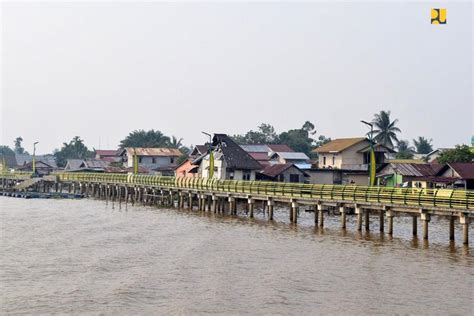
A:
[12, 172, 472, 211]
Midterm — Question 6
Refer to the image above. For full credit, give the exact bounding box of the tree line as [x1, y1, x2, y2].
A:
[1, 110, 473, 167]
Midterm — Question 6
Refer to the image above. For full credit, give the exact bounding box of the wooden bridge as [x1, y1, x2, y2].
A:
[2, 172, 473, 245]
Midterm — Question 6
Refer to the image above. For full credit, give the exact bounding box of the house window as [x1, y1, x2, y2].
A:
[138, 157, 143, 163]
[243, 171, 251, 181]
[332, 155, 335, 165]
[290, 174, 299, 183]
[279, 174, 285, 182]
[152, 158, 156, 164]
[323, 156, 326, 165]
[170, 157, 175, 164]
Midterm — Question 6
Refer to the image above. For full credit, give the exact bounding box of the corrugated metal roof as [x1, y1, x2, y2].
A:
[267, 144, 294, 152]
[272, 152, 310, 160]
[125, 147, 182, 157]
[313, 137, 367, 153]
[240, 145, 270, 153]
[249, 152, 270, 161]
[95, 149, 119, 157]
[392, 163, 439, 177]
[448, 163, 474, 180]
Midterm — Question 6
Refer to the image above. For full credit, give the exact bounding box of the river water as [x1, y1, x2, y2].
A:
[1, 197, 473, 314]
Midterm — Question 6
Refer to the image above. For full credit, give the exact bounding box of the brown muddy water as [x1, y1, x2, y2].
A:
[1, 197, 473, 314]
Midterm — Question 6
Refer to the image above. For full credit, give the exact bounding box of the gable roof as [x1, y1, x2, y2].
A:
[380, 163, 442, 177]
[446, 163, 474, 180]
[190, 145, 208, 157]
[271, 152, 310, 161]
[95, 149, 119, 157]
[240, 144, 294, 153]
[212, 134, 262, 170]
[261, 163, 308, 178]
[17, 160, 54, 170]
[313, 137, 367, 153]
[15, 154, 58, 168]
[0, 154, 18, 169]
[124, 147, 182, 157]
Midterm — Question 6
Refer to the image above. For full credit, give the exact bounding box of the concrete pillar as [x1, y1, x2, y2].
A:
[212, 195, 218, 213]
[379, 210, 385, 232]
[228, 197, 235, 215]
[420, 212, 431, 240]
[291, 200, 298, 224]
[386, 210, 394, 235]
[317, 203, 324, 227]
[449, 215, 455, 241]
[248, 198, 255, 218]
[355, 206, 363, 231]
[412, 216, 417, 236]
[365, 210, 370, 231]
[267, 199, 274, 220]
[339, 206, 346, 229]
[460, 213, 469, 245]
[188, 193, 193, 210]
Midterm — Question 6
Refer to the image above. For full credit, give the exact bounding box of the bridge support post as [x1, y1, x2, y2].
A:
[355, 206, 363, 231]
[188, 193, 193, 210]
[267, 199, 274, 220]
[248, 198, 254, 218]
[379, 210, 385, 232]
[339, 206, 346, 229]
[318, 203, 324, 227]
[420, 212, 431, 240]
[412, 216, 417, 236]
[291, 200, 298, 224]
[386, 210, 394, 235]
[228, 197, 235, 215]
[449, 215, 455, 241]
[365, 210, 370, 231]
[212, 195, 218, 213]
[460, 213, 469, 245]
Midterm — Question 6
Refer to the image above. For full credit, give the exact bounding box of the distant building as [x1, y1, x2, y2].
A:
[269, 152, 311, 169]
[0, 154, 18, 171]
[175, 159, 199, 178]
[313, 137, 392, 170]
[65, 159, 109, 172]
[241, 144, 294, 167]
[15, 153, 58, 169]
[376, 162, 443, 188]
[424, 148, 452, 163]
[119, 147, 182, 175]
[437, 163, 474, 190]
[259, 163, 308, 183]
[95, 149, 121, 163]
[194, 134, 262, 180]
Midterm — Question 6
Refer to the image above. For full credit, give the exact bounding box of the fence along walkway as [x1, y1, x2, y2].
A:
[56, 172, 473, 211]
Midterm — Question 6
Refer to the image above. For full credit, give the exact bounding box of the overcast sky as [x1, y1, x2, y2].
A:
[1, 1, 472, 154]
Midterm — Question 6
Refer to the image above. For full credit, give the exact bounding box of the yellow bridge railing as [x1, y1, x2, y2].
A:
[53, 172, 474, 211]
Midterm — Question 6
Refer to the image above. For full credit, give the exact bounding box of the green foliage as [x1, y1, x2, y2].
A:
[437, 145, 474, 164]
[54, 136, 94, 167]
[119, 129, 171, 148]
[232, 123, 279, 145]
[0, 145, 15, 156]
[395, 140, 415, 159]
[371, 110, 401, 148]
[232, 121, 330, 157]
[14, 137, 28, 154]
[413, 136, 433, 154]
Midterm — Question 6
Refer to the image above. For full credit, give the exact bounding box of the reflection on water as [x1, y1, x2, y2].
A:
[1, 197, 473, 314]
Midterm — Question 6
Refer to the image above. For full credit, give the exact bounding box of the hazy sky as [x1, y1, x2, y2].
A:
[1, 1, 472, 154]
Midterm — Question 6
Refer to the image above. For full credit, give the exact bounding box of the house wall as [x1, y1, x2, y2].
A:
[306, 170, 337, 184]
[279, 166, 306, 183]
[318, 141, 369, 169]
[126, 155, 176, 169]
[175, 160, 198, 178]
[342, 174, 368, 185]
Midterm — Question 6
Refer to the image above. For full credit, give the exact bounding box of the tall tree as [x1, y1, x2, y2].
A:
[119, 129, 171, 148]
[169, 136, 183, 149]
[14, 137, 27, 154]
[437, 145, 474, 164]
[371, 110, 401, 148]
[54, 136, 94, 167]
[0, 145, 15, 156]
[395, 140, 415, 159]
[413, 136, 433, 154]
[232, 123, 279, 145]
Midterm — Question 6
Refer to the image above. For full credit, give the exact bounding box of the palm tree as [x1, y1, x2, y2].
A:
[371, 110, 401, 148]
[395, 140, 415, 159]
[169, 136, 183, 149]
[413, 136, 433, 154]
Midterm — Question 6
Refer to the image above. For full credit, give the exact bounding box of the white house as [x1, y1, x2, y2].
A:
[120, 147, 182, 174]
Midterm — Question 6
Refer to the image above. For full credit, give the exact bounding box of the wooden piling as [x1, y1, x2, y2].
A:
[449, 215, 455, 241]
[412, 215, 417, 236]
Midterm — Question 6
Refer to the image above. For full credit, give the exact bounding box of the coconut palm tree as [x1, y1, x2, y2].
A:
[395, 140, 415, 159]
[413, 136, 433, 154]
[371, 110, 401, 148]
[169, 136, 183, 149]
